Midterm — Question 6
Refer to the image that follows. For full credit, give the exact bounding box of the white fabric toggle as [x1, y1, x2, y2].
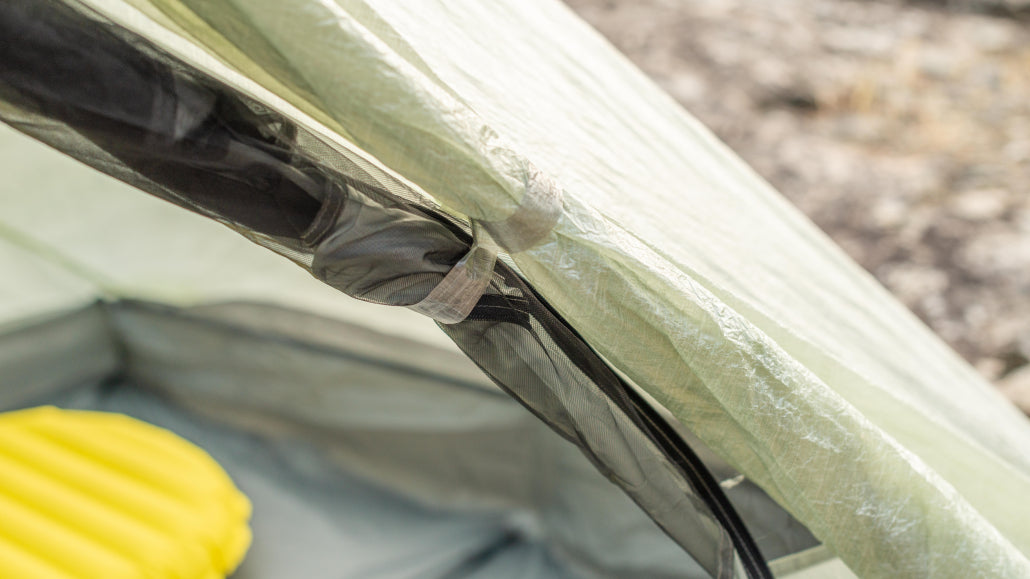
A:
[481, 166, 563, 254]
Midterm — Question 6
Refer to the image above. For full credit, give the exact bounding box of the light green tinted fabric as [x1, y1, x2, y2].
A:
[769, 546, 857, 579]
[339, 4, 1030, 575]
[0, 236, 97, 327]
[156, 0, 529, 223]
[17, 0, 1030, 575]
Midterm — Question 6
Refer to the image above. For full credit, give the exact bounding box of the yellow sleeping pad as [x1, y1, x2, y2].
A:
[0, 406, 252, 579]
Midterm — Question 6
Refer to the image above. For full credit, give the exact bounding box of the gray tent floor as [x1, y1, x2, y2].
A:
[23, 379, 577, 579]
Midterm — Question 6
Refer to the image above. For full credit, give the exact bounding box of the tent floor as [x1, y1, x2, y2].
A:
[18, 378, 578, 579]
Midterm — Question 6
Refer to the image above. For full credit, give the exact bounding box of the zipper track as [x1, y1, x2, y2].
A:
[490, 261, 773, 579]
[626, 386, 772, 579]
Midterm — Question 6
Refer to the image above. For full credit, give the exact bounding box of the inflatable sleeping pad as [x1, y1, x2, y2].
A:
[0, 406, 251, 579]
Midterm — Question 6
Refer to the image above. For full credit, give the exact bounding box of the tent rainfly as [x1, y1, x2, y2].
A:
[2, 0, 1029, 577]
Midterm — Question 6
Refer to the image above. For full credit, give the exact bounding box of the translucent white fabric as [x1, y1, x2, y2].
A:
[10, 0, 1030, 575]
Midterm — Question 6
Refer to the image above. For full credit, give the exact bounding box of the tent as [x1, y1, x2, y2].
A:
[1, 0, 1029, 577]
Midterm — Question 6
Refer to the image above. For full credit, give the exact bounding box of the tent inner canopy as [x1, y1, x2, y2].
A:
[0, 298, 819, 579]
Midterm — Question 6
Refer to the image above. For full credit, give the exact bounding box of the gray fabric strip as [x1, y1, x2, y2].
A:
[412, 166, 562, 324]
[408, 242, 497, 324]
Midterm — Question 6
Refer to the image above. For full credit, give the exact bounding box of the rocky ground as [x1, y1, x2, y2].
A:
[567, 0, 1030, 412]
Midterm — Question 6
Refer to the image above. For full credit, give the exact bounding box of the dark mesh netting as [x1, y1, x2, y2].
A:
[0, 0, 321, 240]
[0, 1, 781, 576]
[438, 267, 774, 578]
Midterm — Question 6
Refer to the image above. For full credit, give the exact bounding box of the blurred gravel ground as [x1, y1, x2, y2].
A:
[567, 0, 1030, 412]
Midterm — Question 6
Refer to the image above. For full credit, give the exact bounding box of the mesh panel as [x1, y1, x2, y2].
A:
[441, 265, 776, 577]
[0, 1, 779, 576]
